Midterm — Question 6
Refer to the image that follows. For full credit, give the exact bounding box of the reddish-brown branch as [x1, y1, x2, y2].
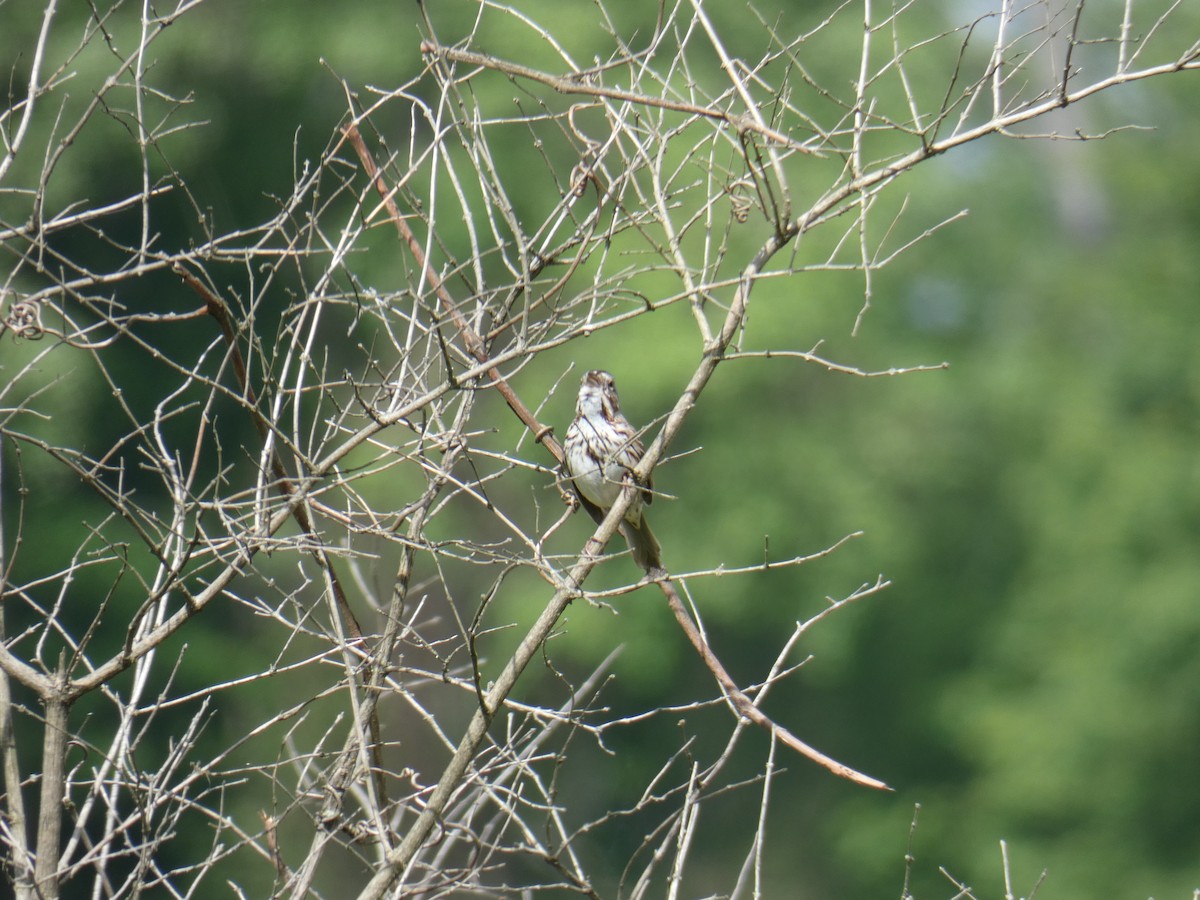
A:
[341, 122, 564, 462]
[659, 579, 890, 790]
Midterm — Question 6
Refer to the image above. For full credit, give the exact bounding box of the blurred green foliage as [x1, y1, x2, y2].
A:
[3, 1, 1199, 897]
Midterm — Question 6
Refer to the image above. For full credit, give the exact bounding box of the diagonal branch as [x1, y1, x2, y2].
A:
[341, 121, 565, 461]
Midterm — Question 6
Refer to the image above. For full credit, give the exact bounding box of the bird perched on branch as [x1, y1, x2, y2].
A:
[563, 370, 663, 573]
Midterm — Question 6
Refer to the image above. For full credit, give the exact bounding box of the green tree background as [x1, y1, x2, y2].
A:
[2, 1, 1198, 897]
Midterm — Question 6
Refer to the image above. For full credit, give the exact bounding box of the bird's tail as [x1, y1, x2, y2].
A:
[621, 518, 664, 575]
